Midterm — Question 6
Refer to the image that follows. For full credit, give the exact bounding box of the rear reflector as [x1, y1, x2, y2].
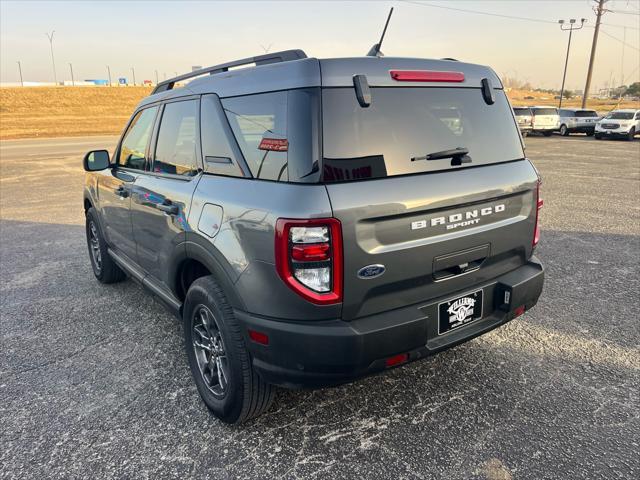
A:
[248, 329, 269, 345]
[259, 138, 289, 151]
[513, 305, 526, 318]
[390, 70, 465, 83]
[385, 353, 409, 368]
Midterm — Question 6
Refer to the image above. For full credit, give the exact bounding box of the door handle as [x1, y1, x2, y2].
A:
[157, 202, 179, 215]
[114, 186, 129, 198]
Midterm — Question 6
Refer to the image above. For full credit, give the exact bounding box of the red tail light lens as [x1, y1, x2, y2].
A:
[533, 180, 543, 248]
[275, 218, 343, 305]
[390, 70, 465, 83]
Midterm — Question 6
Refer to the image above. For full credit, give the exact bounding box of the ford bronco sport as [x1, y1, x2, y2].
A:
[83, 50, 544, 423]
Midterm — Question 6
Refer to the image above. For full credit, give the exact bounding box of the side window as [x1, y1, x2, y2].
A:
[222, 91, 288, 181]
[635, 112, 640, 120]
[152, 100, 199, 176]
[200, 95, 244, 177]
[118, 106, 158, 170]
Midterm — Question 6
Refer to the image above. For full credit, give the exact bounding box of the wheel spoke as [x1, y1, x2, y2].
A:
[216, 356, 227, 390]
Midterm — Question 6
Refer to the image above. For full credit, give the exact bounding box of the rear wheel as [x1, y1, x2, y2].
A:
[560, 124, 569, 136]
[594, 133, 602, 140]
[586, 131, 594, 137]
[183, 275, 275, 424]
[543, 131, 553, 137]
[521, 131, 529, 138]
[627, 128, 636, 141]
[85, 208, 126, 284]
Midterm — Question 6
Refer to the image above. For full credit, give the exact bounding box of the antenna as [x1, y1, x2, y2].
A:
[367, 7, 394, 57]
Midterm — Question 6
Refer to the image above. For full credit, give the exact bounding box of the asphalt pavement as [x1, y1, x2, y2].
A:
[1, 135, 639, 479]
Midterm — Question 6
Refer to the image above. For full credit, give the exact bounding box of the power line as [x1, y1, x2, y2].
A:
[600, 28, 640, 51]
[401, 0, 639, 30]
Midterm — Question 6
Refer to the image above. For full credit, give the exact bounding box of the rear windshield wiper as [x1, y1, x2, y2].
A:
[411, 147, 472, 165]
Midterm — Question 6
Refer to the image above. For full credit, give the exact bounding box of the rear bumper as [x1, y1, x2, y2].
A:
[236, 257, 544, 389]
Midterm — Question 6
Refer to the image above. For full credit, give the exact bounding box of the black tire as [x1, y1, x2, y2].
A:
[183, 275, 275, 424]
[559, 124, 569, 136]
[594, 134, 602, 140]
[85, 208, 126, 284]
[521, 131, 529, 138]
[586, 131, 594, 137]
[627, 128, 636, 141]
[542, 131, 553, 137]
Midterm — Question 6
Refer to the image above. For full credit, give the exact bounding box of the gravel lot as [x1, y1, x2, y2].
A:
[1, 135, 639, 479]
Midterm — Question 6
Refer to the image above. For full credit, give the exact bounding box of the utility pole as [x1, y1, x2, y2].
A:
[558, 18, 586, 109]
[69, 63, 75, 86]
[45, 31, 57, 85]
[106, 65, 112, 86]
[131, 67, 136, 86]
[17, 61, 24, 86]
[582, 0, 608, 108]
[155, 70, 159, 85]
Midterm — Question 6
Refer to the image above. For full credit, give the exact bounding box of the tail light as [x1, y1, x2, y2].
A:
[533, 180, 543, 248]
[275, 218, 343, 305]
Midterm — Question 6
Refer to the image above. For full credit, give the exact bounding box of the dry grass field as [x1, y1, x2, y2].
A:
[1, 85, 638, 140]
[0, 86, 150, 140]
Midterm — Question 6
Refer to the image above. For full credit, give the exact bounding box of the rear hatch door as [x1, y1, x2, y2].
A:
[321, 84, 539, 320]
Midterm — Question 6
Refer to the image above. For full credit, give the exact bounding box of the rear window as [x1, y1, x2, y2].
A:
[574, 110, 598, 117]
[532, 108, 558, 116]
[513, 108, 531, 116]
[321, 88, 524, 182]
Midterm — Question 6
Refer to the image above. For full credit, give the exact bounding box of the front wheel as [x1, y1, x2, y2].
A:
[627, 128, 636, 141]
[560, 125, 569, 136]
[183, 276, 275, 424]
[594, 133, 602, 140]
[85, 208, 126, 284]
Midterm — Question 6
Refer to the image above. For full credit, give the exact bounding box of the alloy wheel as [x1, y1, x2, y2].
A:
[192, 305, 229, 397]
[89, 221, 102, 273]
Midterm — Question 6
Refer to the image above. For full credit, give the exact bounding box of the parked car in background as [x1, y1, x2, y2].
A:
[558, 109, 600, 136]
[513, 107, 533, 137]
[595, 109, 640, 141]
[530, 107, 559, 136]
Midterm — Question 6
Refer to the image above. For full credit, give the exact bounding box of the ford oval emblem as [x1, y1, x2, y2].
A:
[357, 264, 386, 279]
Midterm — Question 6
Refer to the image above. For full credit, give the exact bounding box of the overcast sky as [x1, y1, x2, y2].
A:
[1, 0, 639, 91]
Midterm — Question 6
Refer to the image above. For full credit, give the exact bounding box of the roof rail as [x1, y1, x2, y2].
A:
[151, 49, 307, 95]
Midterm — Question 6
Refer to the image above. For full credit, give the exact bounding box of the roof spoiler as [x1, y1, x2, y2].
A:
[151, 49, 307, 95]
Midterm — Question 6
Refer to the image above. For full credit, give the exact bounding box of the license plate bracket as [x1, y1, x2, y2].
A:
[438, 289, 483, 335]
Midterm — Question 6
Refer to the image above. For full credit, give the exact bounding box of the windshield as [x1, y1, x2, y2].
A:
[574, 110, 598, 118]
[606, 112, 634, 120]
[532, 108, 557, 116]
[321, 88, 524, 182]
[513, 108, 531, 116]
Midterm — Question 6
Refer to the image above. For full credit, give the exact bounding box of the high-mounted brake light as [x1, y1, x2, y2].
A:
[390, 70, 465, 83]
[533, 180, 543, 248]
[259, 138, 288, 152]
[275, 218, 343, 305]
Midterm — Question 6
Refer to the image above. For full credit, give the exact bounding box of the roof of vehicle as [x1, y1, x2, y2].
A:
[609, 108, 639, 113]
[559, 108, 597, 112]
[136, 50, 503, 110]
[530, 106, 559, 110]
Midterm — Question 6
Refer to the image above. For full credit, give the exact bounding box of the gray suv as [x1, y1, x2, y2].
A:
[83, 50, 544, 423]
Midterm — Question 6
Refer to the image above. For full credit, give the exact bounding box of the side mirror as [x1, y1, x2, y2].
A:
[83, 150, 111, 171]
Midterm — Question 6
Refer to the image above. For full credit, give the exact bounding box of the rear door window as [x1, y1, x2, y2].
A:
[119, 106, 158, 170]
[513, 108, 531, 116]
[152, 100, 199, 176]
[321, 87, 524, 182]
